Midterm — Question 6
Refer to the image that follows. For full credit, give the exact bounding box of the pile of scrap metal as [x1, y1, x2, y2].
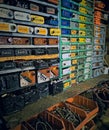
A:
[81, 79, 109, 116]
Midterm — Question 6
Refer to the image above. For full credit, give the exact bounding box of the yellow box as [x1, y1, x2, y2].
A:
[50, 28, 61, 36]
[79, 31, 86, 36]
[70, 73, 76, 78]
[35, 27, 48, 35]
[71, 79, 76, 84]
[0, 22, 16, 32]
[79, 23, 86, 28]
[70, 66, 76, 71]
[71, 53, 76, 57]
[72, 59, 77, 64]
[71, 45, 77, 50]
[31, 15, 44, 24]
[64, 82, 70, 88]
[17, 25, 33, 34]
[70, 38, 78, 42]
[79, 7, 87, 14]
[80, 1, 87, 6]
[79, 38, 86, 43]
[71, 30, 77, 35]
[79, 16, 86, 21]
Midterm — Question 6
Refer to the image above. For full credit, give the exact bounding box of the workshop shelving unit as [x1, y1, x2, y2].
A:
[93, 1, 107, 77]
[59, 0, 94, 90]
[0, 0, 60, 115]
[77, 0, 94, 82]
[92, 25, 106, 77]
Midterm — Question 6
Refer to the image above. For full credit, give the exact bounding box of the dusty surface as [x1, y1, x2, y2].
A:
[4, 74, 109, 129]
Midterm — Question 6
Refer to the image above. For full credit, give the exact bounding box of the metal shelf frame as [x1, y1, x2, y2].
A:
[59, 0, 94, 88]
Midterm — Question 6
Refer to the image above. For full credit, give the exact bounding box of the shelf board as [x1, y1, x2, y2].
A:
[61, 26, 93, 31]
[92, 65, 103, 69]
[0, 54, 59, 62]
[0, 32, 58, 38]
[0, 45, 58, 48]
[61, 34, 93, 38]
[0, 67, 35, 75]
[77, 56, 87, 59]
[11, 20, 58, 28]
[71, 35, 93, 38]
[62, 50, 78, 53]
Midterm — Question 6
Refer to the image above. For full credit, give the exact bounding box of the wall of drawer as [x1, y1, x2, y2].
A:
[0, 0, 63, 115]
[93, 0, 107, 77]
[59, 0, 94, 89]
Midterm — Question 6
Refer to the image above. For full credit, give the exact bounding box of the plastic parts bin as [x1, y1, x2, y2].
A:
[66, 95, 99, 119]
[47, 102, 87, 130]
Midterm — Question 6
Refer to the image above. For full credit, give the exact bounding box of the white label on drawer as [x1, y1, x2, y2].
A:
[86, 45, 92, 49]
[62, 60, 71, 67]
[84, 74, 90, 79]
[85, 63, 90, 67]
[61, 37, 69, 43]
[86, 51, 92, 56]
[86, 57, 92, 62]
[63, 68, 70, 75]
[14, 11, 31, 21]
[84, 69, 90, 73]
[86, 38, 91, 43]
[0, 8, 13, 19]
[62, 45, 70, 51]
[62, 53, 71, 59]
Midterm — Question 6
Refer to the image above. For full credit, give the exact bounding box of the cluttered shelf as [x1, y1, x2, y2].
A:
[4, 74, 109, 129]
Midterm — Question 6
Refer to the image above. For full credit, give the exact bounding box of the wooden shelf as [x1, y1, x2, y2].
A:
[0, 54, 58, 62]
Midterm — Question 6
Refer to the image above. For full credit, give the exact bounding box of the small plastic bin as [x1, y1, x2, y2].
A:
[66, 95, 99, 119]
[12, 110, 66, 130]
[27, 111, 66, 130]
[47, 102, 87, 130]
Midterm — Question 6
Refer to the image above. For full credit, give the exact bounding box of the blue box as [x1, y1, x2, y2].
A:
[61, 10, 72, 18]
[61, 28, 71, 35]
[46, 19, 58, 26]
[61, 19, 70, 26]
[62, 0, 71, 8]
